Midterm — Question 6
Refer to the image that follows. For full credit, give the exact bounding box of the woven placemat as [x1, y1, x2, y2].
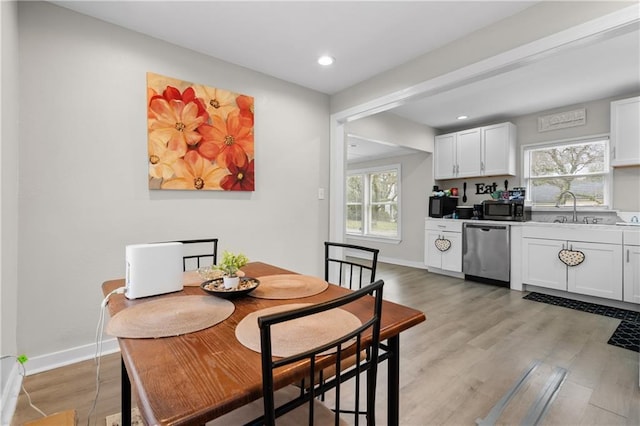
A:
[249, 274, 328, 299]
[106, 295, 234, 338]
[235, 303, 362, 357]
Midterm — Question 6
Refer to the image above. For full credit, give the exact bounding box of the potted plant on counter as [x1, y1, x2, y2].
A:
[219, 250, 249, 289]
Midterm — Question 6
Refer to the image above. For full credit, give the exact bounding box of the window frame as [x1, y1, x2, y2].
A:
[521, 134, 612, 209]
[346, 164, 401, 241]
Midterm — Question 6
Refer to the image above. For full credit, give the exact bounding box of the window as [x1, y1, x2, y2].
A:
[346, 165, 400, 239]
[523, 137, 610, 207]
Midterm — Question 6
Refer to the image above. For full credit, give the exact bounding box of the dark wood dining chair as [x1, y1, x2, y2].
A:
[209, 280, 384, 426]
[174, 238, 218, 271]
[324, 242, 380, 289]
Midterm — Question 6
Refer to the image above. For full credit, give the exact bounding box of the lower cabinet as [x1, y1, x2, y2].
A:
[425, 220, 462, 273]
[522, 237, 622, 300]
[522, 238, 566, 290]
[567, 241, 622, 300]
[623, 231, 640, 303]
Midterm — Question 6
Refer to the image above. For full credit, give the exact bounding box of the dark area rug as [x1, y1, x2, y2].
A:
[523, 292, 640, 353]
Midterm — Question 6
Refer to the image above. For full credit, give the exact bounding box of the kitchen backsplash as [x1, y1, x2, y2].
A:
[434, 175, 516, 207]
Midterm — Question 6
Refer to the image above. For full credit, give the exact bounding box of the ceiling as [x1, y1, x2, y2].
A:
[52, 1, 640, 161]
[52, 1, 537, 95]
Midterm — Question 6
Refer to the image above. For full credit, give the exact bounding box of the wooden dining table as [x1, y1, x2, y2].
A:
[102, 262, 426, 425]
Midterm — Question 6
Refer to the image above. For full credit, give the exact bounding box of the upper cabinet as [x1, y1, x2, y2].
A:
[434, 122, 516, 180]
[610, 96, 640, 167]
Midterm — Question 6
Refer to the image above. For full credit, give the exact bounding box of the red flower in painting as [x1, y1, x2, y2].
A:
[236, 95, 254, 128]
[152, 86, 208, 121]
[197, 110, 254, 168]
[221, 157, 255, 191]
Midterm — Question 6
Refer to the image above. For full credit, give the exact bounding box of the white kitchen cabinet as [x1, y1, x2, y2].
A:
[434, 122, 515, 180]
[610, 96, 640, 167]
[482, 122, 516, 176]
[522, 238, 567, 290]
[623, 230, 640, 304]
[567, 241, 622, 300]
[434, 133, 457, 179]
[521, 226, 623, 301]
[425, 220, 462, 273]
[456, 128, 482, 177]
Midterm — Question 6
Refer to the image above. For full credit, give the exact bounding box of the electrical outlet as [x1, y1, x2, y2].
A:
[318, 188, 325, 200]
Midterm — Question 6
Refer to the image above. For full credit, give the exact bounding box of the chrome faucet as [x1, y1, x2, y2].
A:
[557, 191, 578, 222]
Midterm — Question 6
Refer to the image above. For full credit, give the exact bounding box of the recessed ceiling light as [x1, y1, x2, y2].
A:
[457, 115, 468, 120]
[318, 55, 335, 66]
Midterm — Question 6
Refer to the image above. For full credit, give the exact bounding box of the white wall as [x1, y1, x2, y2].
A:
[1, 0, 20, 373]
[16, 2, 330, 360]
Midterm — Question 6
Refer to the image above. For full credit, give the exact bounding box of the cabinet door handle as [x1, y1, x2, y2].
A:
[481, 161, 484, 172]
[452, 164, 456, 175]
[628, 249, 630, 263]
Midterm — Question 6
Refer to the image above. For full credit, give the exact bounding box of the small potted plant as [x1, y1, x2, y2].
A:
[218, 250, 249, 289]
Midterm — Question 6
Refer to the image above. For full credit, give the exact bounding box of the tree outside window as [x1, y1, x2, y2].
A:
[524, 138, 609, 207]
[346, 166, 400, 238]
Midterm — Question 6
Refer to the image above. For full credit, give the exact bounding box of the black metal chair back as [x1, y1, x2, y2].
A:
[324, 242, 379, 289]
[176, 238, 218, 271]
[258, 280, 384, 426]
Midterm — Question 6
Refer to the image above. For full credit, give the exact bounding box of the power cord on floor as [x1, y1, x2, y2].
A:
[0, 354, 47, 418]
[87, 286, 126, 426]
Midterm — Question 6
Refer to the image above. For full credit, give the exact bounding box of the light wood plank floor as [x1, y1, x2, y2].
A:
[12, 263, 640, 425]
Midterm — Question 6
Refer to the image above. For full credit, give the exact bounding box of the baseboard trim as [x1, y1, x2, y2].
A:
[24, 338, 120, 376]
[378, 256, 427, 270]
[345, 250, 427, 270]
[1, 360, 23, 426]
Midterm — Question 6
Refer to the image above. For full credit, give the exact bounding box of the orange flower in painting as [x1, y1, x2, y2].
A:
[148, 133, 180, 180]
[161, 151, 227, 190]
[148, 98, 206, 156]
[198, 111, 254, 168]
[221, 157, 255, 191]
[236, 95, 254, 128]
[194, 85, 238, 120]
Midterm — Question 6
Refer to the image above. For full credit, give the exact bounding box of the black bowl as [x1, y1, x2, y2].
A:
[200, 277, 260, 299]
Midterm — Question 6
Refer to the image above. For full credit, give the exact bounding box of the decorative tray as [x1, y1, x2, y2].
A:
[200, 277, 260, 299]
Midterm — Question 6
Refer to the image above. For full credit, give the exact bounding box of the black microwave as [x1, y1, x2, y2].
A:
[482, 199, 529, 221]
[429, 196, 458, 218]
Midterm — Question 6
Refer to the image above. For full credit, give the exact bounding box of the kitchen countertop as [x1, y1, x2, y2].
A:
[426, 217, 640, 231]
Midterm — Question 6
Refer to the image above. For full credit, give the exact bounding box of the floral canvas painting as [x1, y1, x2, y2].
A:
[147, 72, 254, 191]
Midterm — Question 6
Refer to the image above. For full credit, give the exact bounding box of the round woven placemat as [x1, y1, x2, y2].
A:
[106, 295, 234, 338]
[235, 303, 362, 357]
[249, 274, 328, 299]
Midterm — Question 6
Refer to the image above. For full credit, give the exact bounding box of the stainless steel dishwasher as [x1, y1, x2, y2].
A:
[463, 223, 510, 285]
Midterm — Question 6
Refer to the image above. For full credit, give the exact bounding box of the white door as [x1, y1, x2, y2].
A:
[456, 128, 482, 177]
[623, 244, 640, 303]
[522, 238, 567, 290]
[434, 134, 456, 179]
[425, 230, 443, 269]
[567, 241, 623, 300]
[482, 123, 515, 176]
[441, 232, 462, 272]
